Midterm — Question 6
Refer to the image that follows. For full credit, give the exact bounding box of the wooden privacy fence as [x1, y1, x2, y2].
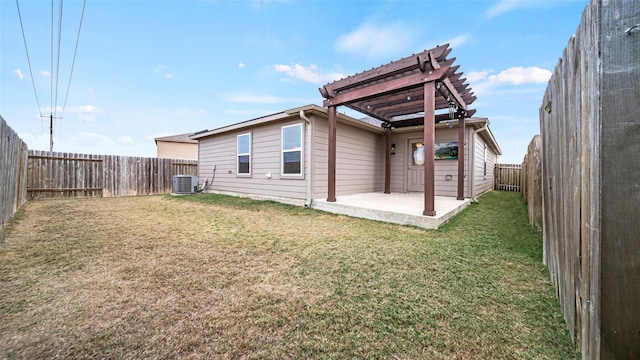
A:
[520, 135, 542, 231]
[27, 150, 198, 199]
[493, 163, 521, 192]
[0, 116, 29, 228]
[539, 0, 639, 358]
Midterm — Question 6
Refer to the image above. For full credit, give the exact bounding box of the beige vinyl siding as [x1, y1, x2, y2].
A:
[473, 134, 497, 196]
[157, 141, 198, 160]
[389, 132, 410, 193]
[198, 119, 308, 201]
[433, 127, 470, 198]
[389, 128, 470, 197]
[311, 114, 328, 198]
[312, 118, 384, 199]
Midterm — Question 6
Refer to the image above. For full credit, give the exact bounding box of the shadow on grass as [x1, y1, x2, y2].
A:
[175, 192, 543, 264]
[168, 193, 308, 214]
[438, 191, 543, 263]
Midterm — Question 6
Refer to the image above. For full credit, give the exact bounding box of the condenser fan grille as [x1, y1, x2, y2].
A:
[172, 175, 197, 194]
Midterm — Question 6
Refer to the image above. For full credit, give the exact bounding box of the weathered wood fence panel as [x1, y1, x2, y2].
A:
[28, 151, 103, 199]
[493, 163, 521, 192]
[520, 135, 542, 231]
[0, 116, 29, 228]
[540, 0, 639, 358]
[27, 151, 197, 199]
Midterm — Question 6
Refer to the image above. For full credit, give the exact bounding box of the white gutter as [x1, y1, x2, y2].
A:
[470, 121, 489, 202]
[300, 110, 313, 207]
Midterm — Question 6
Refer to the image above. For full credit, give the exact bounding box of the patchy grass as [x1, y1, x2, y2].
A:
[0, 191, 578, 359]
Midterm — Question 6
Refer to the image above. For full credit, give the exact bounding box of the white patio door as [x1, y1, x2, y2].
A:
[407, 139, 425, 192]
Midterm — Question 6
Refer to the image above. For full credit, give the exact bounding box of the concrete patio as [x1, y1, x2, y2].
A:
[312, 192, 471, 229]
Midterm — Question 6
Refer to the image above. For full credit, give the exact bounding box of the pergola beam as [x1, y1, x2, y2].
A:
[429, 52, 467, 110]
[389, 109, 477, 128]
[320, 44, 476, 217]
[321, 44, 451, 96]
[323, 66, 451, 107]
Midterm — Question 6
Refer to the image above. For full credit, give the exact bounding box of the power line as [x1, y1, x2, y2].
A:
[50, 0, 53, 115]
[60, 0, 86, 121]
[15, 0, 43, 118]
[15, 0, 86, 151]
[54, 0, 64, 118]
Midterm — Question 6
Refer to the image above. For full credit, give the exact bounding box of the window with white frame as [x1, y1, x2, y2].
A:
[483, 143, 487, 179]
[281, 124, 303, 176]
[237, 133, 251, 176]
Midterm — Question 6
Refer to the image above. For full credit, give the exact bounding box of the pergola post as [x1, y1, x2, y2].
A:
[457, 113, 465, 200]
[319, 46, 476, 213]
[423, 81, 436, 216]
[327, 105, 337, 202]
[384, 125, 391, 194]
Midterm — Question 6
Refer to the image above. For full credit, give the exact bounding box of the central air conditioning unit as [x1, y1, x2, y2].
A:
[172, 175, 198, 194]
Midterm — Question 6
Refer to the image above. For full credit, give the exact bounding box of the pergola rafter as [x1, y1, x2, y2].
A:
[319, 44, 476, 216]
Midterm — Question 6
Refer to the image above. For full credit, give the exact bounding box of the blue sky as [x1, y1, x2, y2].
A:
[1, 0, 588, 163]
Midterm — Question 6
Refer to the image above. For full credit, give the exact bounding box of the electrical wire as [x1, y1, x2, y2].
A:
[59, 0, 86, 121]
[54, 0, 64, 118]
[16, 0, 86, 143]
[50, 0, 54, 115]
[15, 0, 43, 118]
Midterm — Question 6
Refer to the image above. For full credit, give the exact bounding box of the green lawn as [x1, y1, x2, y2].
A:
[0, 191, 578, 359]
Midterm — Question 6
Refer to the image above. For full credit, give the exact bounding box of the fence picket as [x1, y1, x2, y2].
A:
[493, 163, 521, 192]
[24, 151, 197, 199]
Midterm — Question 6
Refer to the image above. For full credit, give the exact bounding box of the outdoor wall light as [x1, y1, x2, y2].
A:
[390, 143, 396, 155]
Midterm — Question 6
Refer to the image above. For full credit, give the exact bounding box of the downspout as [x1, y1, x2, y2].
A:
[300, 110, 313, 207]
[470, 120, 489, 202]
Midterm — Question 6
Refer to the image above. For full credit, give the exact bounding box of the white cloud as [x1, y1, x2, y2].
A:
[152, 65, 177, 79]
[66, 105, 105, 122]
[335, 21, 414, 59]
[485, 0, 525, 18]
[447, 34, 471, 48]
[466, 70, 490, 83]
[152, 65, 167, 73]
[14, 69, 25, 80]
[273, 64, 344, 84]
[484, 0, 570, 18]
[18, 132, 51, 151]
[149, 133, 174, 141]
[225, 108, 276, 117]
[40, 70, 51, 77]
[466, 67, 551, 98]
[116, 136, 135, 145]
[420, 33, 471, 53]
[225, 92, 281, 104]
[488, 66, 552, 85]
[238, 63, 245, 68]
[42, 106, 64, 115]
[73, 132, 114, 146]
[175, 108, 208, 119]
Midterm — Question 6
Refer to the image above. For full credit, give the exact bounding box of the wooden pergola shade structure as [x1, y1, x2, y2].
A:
[319, 44, 476, 216]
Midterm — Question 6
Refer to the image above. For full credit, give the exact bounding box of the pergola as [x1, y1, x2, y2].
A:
[319, 44, 476, 216]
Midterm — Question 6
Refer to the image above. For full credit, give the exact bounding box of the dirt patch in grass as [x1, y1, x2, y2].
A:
[0, 192, 578, 359]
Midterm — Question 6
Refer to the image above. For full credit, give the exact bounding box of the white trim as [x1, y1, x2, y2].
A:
[281, 123, 304, 178]
[483, 143, 487, 180]
[237, 132, 251, 177]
